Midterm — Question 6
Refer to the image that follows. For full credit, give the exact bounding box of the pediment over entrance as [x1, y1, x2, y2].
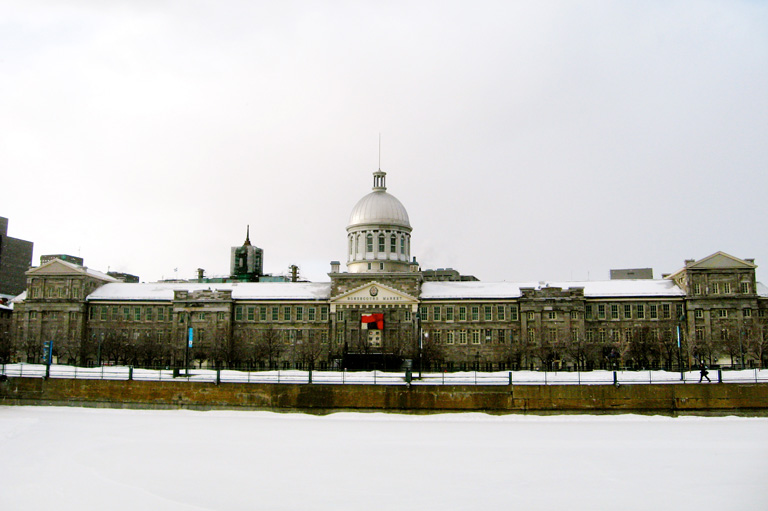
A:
[330, 280, 418, 311]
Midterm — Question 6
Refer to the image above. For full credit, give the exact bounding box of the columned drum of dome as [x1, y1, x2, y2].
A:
[346, 170, 413, 273]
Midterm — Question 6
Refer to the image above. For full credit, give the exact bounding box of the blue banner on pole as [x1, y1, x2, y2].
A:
[188, 327, 194, 348]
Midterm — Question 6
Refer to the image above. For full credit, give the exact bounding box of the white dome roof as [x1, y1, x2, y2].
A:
[348, 190, 411, 229]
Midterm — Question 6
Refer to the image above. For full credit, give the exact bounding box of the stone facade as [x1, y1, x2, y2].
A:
[7, 173, 768, 371]
[0, 217, 33, 296]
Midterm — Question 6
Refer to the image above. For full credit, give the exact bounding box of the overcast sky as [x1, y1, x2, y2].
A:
[2, 1, 767, 285]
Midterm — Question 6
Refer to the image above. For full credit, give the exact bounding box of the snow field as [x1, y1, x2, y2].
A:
[0, 406, 766, 511]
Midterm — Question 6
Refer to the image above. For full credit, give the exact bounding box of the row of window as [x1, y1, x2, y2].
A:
[585, 303, 684, 321]
[421, 305, 514, 322]
[694, 308, 761, 319]
[350, 232, 409, 256]
[234, 305, 329, 323]
[692, 282, 751, 295]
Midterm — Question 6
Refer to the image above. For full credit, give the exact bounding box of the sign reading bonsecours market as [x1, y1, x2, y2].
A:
[188, 327, 194, 348]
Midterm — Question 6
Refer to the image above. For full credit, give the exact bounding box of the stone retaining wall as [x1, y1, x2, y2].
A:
[1, 377, 766, 414]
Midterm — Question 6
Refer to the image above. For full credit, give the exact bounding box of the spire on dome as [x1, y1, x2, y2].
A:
[372, 170, 386, 191]
[244, 225, 251, 246]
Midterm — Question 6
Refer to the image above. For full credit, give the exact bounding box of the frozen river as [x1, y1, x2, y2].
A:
[1, 406, 766, 510]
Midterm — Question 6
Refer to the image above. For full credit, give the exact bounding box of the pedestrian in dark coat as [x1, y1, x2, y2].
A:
[699, 362, 711, 383]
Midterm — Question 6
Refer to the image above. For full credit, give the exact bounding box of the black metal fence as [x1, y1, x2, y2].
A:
[2, 363, 767, 386]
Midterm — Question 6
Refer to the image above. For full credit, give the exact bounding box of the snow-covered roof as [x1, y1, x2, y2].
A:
[87, 282, 331, 301]
[420, 279, 687, 299]
[757, 282, 768, 298]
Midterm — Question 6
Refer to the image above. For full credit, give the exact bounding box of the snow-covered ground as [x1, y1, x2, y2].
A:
[3, 363, 768, 385]
[0, 406, 765, 511]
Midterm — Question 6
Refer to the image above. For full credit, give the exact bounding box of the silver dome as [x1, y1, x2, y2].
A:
[348, 190, 411, 228]
[347, 171, 411, 229]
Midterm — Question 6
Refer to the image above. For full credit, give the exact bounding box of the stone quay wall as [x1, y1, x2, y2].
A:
[1, 377, 767, 415]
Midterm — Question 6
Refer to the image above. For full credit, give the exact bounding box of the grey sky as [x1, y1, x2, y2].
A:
[2, 1, 767, 284]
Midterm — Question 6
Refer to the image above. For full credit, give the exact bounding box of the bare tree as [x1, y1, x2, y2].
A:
[253, 327, 282, 369]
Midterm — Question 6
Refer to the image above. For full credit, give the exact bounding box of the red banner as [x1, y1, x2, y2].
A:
[361, 313, 384, 330]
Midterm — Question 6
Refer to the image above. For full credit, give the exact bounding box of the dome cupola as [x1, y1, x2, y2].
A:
[346, 170, 414, 273]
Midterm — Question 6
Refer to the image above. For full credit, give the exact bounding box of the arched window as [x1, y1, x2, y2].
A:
[366, 233, 373, 252]
[357, 234, 362, 253]
[390, 235, 396, 253]
[400, 236, 405, 255]
[378, 234, 385, 252]
[349, 237, 353, 256]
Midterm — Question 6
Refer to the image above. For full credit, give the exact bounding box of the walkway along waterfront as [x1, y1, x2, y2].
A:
[2, 364, 767, 414]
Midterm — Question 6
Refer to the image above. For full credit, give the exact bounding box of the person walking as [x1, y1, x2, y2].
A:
[699, 361, 711, 383]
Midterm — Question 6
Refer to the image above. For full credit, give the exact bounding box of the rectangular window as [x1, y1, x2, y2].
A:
[527, 328, 536, 343]
[497, 305, 505, 321]
[676, 304, 684, 319]
[446, 307, 454, 321]
[271, 307, 279, 321]
[247, 307, 255, 321]
[296, 307, 304, 321]
[433, 306, 442, 321]
[547, 311, 556, 320]
[100, 307, 107, 321]
[484, 306, 492, 321]
[598, 329, 606, 343]
[718, 309, 728, 318]
[432, 331, 441, 344]
[320, 307, 328, 322]
[158, 308, 165, 321]
[744, 308, 752, 318]
[471, 330, 480, 344]
[598, 304, 606, 319]
[446, 331, 454, 345]
[390, 236, 397, 253]
[198, 312, 205, 321]
[623, 304, 631, 319]
[585, 330, 593, 342]
[610, 305, 619, 320]
[650, 305, 658, 319]
[662, 304, 671, 319]
[459, 306, 467, 321]
[694, 309, 703, 319]
[723, 283, 731, 294]
[637, 304, 645, 319]
[260, 307, 267, 321]
[458, 330, 467, 344]
[509, 307, 518, 321]
[134, 307, 141, 321]
[526, 311, 534, 321]
[284, 306, 291, 321]
[145, 308, 153, 321]
[235, 306, 243, 321]
[404, 309, 411, 322]
[571, 311, 579, 320]
[585, 305, 593, 320]
[695, 328, 704, 341]
[548, 328, 557, 343]
[712, 282, 719, 294]
[571, 328, 579, 342]
[741, 282, 750, 294]
[471, 306, 479, 321]
[308, 307, 316, 321]
[378, 236, 385, 252]
[693, 283, 701, 295]
[337, 310, 345, 322]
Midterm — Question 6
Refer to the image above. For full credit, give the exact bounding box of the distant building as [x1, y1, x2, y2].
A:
[40, 254, 84, 267]
[230, 226, 263, 282]
[107, 272, 140, 283]
[422, 268, 479, 282]
[0, 217, 33, 296]
[610, 268, 653, 280]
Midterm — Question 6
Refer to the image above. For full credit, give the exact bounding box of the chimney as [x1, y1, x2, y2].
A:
[330, 261, 340, 273]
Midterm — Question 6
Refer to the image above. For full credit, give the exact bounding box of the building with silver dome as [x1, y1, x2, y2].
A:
[8, 169, 768, 372]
